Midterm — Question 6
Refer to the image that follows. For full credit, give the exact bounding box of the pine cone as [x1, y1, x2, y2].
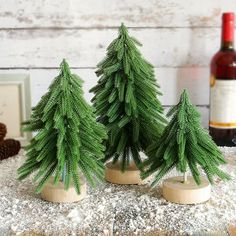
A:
[0, 142, 9, 161]
[0, 123, 7, 141]
[0, 139, 21, 161]
[4, 139, 21, 157]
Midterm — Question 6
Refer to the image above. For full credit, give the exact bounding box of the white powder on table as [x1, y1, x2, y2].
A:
[0, 148, 235, 236]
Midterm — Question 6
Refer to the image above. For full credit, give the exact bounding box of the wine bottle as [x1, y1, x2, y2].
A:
[209, 12, 236, 146]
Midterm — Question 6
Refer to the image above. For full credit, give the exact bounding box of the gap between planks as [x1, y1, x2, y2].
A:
[0, 66, 209, 70]
[0, 26, 225, 31]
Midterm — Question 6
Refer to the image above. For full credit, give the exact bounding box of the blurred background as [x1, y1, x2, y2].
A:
[1, 0, 236, 131]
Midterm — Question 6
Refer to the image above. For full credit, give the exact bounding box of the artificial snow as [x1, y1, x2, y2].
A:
[0, 148, 236, 235]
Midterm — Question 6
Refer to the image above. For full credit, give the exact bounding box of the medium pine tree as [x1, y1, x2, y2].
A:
[142, 89, 230, 187]
[18, 59, 107, 194]
[90, 23, 167, 171]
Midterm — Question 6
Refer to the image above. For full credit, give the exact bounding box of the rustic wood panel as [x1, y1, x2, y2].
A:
[0, 0, 234, 28]
[0, 68, 209, 127]
[0, 28, 219, 68]
[0, 0, 217, 128]
[3, 67, 209, 106]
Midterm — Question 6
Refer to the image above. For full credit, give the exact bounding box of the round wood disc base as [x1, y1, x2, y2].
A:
[105, 162, 144, 185]
[41, 177, 86, 203]
[163, 176, 211, 205]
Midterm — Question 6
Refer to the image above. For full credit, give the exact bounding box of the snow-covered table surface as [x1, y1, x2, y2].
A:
[0, 148, 236, 236]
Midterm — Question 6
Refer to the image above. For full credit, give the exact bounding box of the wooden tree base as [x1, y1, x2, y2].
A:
[105, 162, 144, 185]
[41, 177, 86, 203]
[163, 176, 211, 204]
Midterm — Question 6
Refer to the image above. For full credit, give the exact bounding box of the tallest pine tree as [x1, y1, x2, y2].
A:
[90, 24, 167, 171]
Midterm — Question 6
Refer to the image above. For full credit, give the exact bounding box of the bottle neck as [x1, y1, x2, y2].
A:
[221, 17, 235, 50]
[221, 41, 234, 50]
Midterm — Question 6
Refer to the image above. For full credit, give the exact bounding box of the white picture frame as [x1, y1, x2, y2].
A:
[0, 74, 31, 146]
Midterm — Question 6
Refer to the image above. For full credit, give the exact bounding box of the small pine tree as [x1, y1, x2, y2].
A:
[142, 89, 230, 187]
[18, 59, 107, 194]
[90, 23, 167, 171]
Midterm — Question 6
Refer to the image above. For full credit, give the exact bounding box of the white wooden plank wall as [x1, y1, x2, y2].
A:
[1, 0, 236, 127]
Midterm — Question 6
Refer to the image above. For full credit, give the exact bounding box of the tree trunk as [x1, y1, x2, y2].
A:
[183, 172, 188, 184]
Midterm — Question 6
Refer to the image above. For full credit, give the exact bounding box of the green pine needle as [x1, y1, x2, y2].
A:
[90, 23, 167, 171]
[18, 59, 107, 194]
[142, 89, 230, 186]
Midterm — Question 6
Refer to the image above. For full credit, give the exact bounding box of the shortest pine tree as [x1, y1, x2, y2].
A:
[18, 59, 107, 194]
[141, 89, 230, 187]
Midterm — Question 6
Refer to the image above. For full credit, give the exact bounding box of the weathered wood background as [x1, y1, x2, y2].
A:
[1, 0, 236, 127]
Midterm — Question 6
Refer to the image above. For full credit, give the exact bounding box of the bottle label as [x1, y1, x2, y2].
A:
[210, 77, 236, 129]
